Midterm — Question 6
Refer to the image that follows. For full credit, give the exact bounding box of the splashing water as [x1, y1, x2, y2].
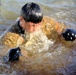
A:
[0, 0, 76, 75]
[18, 29, 54, 54]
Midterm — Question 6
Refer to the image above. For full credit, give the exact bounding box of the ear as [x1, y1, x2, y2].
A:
[20, 16, 24, 21]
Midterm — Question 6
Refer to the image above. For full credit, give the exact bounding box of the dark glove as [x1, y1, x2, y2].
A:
[3, 47, 22, 63]
[62, 29, 76, 41]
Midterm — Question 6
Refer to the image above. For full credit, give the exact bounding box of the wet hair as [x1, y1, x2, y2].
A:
[21, 2, 43, 23]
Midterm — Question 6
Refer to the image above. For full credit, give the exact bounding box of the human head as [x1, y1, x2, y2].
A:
[20, 2, 43, 33]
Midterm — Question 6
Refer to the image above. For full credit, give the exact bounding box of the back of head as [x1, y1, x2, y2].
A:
[21, 2, 43, 23]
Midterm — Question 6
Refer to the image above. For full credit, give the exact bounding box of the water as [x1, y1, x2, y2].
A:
[0, 0, 76, 75]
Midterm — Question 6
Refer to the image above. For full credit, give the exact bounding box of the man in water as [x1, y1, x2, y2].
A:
[0, 2, 76, 55]
[0, 2, 53, 54]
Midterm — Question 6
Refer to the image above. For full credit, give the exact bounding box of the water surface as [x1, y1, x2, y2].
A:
[0, 0, 76, 75]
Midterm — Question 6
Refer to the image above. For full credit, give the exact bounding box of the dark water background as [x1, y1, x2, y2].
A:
[0, 0, 76, 75]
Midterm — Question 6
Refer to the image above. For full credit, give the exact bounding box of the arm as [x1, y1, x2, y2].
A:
[41, 16, 66, 39]
[53, 21, 76, 41]
[1, 32, 26, 48]
[1, 32, 20, 48]
[41, 16, 76, 41]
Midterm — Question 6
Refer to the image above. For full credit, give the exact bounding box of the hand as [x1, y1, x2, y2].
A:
[62, 29, 76, 41]
[3, 47, 22, 63]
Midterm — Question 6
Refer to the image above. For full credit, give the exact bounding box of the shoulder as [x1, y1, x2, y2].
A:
[41, 16, 66, 39]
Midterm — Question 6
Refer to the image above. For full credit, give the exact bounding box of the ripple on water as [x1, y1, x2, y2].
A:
[0, 40, 76, 75]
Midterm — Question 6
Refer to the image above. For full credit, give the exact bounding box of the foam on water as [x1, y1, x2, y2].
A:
[18, 29, 54, 54]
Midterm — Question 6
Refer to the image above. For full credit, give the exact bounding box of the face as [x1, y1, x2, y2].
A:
[20, 16, 42, 33]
